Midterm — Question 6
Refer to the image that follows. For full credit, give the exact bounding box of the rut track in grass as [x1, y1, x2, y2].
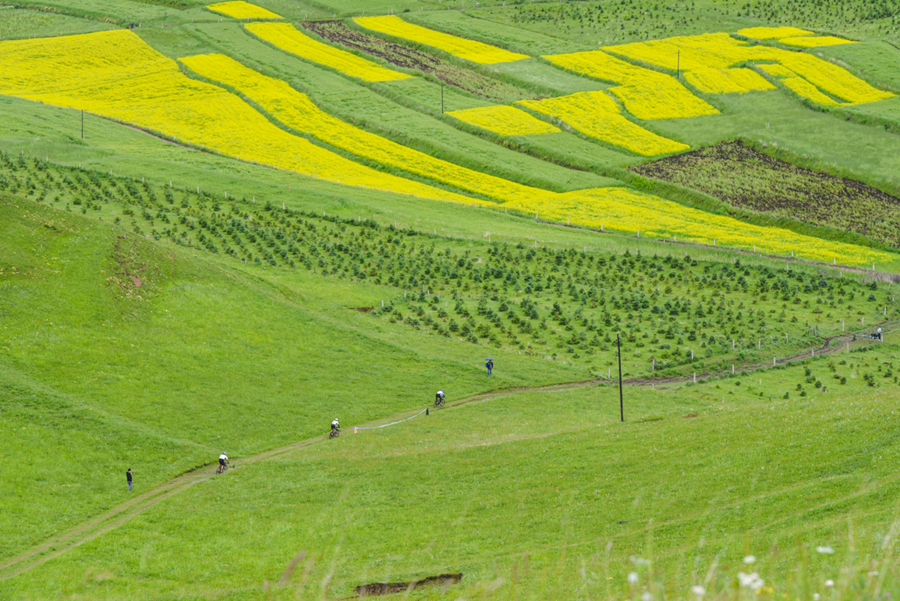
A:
[0, 320, 894, 581]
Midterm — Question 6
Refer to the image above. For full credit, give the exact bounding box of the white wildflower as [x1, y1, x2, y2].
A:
[642, 591, 653, 601]
[813, 594, 820, 601]
[691, 585, 706, 596]
[738, 572, 765, 591]
[824, 579, 835, 587]
[743, 555, 757, 564]
[628, 572, 639, 585]
[816, 546, 834, 554]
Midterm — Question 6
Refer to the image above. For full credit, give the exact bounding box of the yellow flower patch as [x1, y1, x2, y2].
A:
[780, 35, 855, 48]
[605, 32, 893, 106]
[776, 52, 894, 104]
[499, 187, 892, 266]
[517, 91, 690, 156]
[683, 67, 775, 94]
[737, 26, 814, 40]
[544, 49, 661, 84]
[604, 33, 763, 71]
[757, 63, 795, 78]
[354, 15, 528, 64]
[758, 64, 841, 105]
[780, 77, 843, 105]
[543, 50, 718, 119]
[446, 105, 560, 136]
[207, 1, 282, 19]
[610, 79, 719, 120]
[246, 22, 410, 82]
[0, 30, 476, 205]
[180, 53, 560, 204]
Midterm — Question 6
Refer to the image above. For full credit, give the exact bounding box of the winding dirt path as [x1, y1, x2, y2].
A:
[0, 322, 894, 581]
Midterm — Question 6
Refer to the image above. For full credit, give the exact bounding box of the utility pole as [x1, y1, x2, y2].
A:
[617, 332, 624, 422]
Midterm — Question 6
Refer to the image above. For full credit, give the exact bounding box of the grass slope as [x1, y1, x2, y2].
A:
[0, 195, 581, 565]
[0, 7, 113, 39]
[4, 344, 900, 599]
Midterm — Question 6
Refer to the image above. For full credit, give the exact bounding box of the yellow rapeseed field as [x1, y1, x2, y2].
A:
[757, 64, 796, 78]
[776, 52, 894, 104]
[207, 1, 282, 20]
[609, 80, 719, 120]
[353, 15, 528, 64]
[245, 22, 411, 82]
[180, 53, 561, 204]
[500, 187, 892, 266]
[0, 30, 888, 267]
[545, 49, 663, 84]
[517, 92, 690, 156]
[0, 30, 477, 205]
[683, 67, 775, 94]
[604, 33, 760, 71]
[780, 35, 854, 47]
[605, 32, 893, 106]
[446, 105, 560, 136]
[758, 64, 841, 105]
[780, 76, 842, 105]
[543, 50, 718, 117]
[737, 26, 814, 39]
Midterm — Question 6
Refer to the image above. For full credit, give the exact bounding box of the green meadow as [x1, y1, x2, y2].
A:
[4, 0, 900, 599]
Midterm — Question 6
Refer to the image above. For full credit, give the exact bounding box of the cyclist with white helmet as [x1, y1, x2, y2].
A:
[217, 451, 229, 474]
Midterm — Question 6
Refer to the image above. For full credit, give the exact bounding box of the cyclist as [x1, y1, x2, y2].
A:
[330, 418, 340, 437]
[435, 389, 445, 407]
[218, 451, 229, 474]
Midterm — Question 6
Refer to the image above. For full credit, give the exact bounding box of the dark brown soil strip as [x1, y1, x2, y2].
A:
[629, 141, 900, 248]
[302, 21, 533, 103]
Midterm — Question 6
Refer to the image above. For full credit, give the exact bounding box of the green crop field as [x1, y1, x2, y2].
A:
[5, 0, 900, 599]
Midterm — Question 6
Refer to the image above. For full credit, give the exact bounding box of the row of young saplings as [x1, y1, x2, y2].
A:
[3, 153, 891, 373]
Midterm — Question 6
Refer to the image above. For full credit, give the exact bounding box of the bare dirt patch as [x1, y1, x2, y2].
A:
[104, 234, 164, 301]
[354, 573, 462, 597]
[630, 141, 900, 247]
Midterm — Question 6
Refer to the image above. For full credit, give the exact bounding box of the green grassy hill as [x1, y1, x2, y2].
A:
[4, 0, 900, 599]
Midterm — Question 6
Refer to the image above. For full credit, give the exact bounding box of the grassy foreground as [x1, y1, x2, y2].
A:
[4, 328, 900, 599]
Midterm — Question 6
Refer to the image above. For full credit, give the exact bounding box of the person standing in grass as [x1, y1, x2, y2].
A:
[126, 468, 133, 492]
[486, 358, 494, 376]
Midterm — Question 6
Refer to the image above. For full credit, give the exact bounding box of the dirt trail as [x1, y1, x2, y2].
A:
[0, 323, 893, 581]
